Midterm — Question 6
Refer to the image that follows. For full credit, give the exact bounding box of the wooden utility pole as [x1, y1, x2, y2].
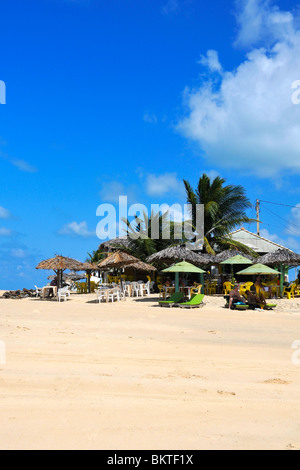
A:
[256, 199, 260, 236]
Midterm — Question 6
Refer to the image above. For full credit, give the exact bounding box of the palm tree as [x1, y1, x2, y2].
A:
[121, 209, 186, 261]
[86, 249, 106, 264]
[183, 173, 256, 256]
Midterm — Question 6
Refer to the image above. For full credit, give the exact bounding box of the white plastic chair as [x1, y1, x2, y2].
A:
[142, 281, 151, 296]
[124, 282, 132, 297]
[57, 287, 71, 302]
[35, 285, 42, 298]
[98, 288, 107, 303]
[131, 282, 140, 297]
[107, 288, 120, 302]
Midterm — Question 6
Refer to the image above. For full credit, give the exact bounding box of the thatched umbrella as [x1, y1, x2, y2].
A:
[124, 260, 156, 282]
[257, 249, 300, 266]
[146, 246, 214, 266]
[146, 246, 213, 294]
[257, 249, 300, 296]
[48, 272, 86, 282]
[36, 255, 85, 288]
[78, 262, 99, 293]
[98, 237, 133, 252]
[97, 251, 142, 287]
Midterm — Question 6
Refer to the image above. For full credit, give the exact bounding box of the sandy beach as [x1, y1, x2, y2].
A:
[0, 292, 299, 450]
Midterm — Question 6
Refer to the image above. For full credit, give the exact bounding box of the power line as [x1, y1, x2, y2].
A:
[260, 204, 300, 236]
[260, 200, 300, 209]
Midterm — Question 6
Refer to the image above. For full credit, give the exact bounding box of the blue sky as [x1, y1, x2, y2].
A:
[1, 0, 300, 290]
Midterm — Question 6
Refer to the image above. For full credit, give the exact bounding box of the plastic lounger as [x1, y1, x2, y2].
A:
[234, 304, 249, 310]
[179, 294, 205, 309]
[263, 303, 277, 310]
[159, 292, 184, 307]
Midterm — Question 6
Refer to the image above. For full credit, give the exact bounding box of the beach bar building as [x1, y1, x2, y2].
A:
[229, 228, 294, 255]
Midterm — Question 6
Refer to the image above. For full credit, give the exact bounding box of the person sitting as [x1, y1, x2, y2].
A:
[228, 285, 246, 310]
[245, 289, 266, 309]
[255, 275, 273, 298]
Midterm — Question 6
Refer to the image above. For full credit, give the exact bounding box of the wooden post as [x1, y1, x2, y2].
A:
[256, 199, 260, 236]
[87, 271, 91, 293]
[200, 273, 204, 294]
[280, 264, 284, 297]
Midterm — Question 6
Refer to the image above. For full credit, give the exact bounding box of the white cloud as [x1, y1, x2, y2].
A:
[203, 169, 221, 180]
[99, 181, 137, 205]
[100, 181, 124, 203]
[0, 228, 12, 236]
[146, 172, 184, 197]
[11, 248, 26, 258]
[286, 203, 300, 238]
[234, 0, 294, 48]
[197, 50, 223, 73]
[177, 0, 300, 176]
[59, 221, 95, 237]
[11, 159, 37, 173]
[143, 113, 158, 124]
[260, 228, 300, 251]
[162, 0, 179, 15]
[0, 206, 12, 219]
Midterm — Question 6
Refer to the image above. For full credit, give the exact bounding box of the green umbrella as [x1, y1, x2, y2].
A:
[221, 255, 253, 284]
[162, 261, 206, 292]
[236, 263, 280, 275]
[221, 255, 253, 265]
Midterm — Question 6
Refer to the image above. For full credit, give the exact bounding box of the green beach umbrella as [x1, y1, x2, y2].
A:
[162, 261, 206, 292]
[236, 263, 280, 276]
[220, 255, 253, 265]
[221, 255, 253, 284]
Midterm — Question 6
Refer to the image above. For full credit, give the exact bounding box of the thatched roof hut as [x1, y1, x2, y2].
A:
[125, 261, 156, 272]
[146, 245, 214, 266]
[97, 251, 141, 270]
[36, 255, 84, 272]
[98, 237, 133, 252]
[48, 272, 86, 281]
[97, 251, 143, 286]
[214, 249, 255, 264]
[257, 249, 300, 267]
[36, 255, 87, 289]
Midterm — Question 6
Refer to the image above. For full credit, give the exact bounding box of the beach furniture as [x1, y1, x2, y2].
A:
[239, 282, 253, 297]
[234, 302, 249, 310]
[57, 287, 71, 302]
[223, 282, 233, 295]
[223, 295, 248, 310]
[131, 282, 141, 297]
[208, 282, 217, 295]
[107, 287, 124, 302]
[140, 281, 151, 296]
[190, 284, 202, 296]
[178, 293, 205, 309]
[158, 292, 184, 307]
[42, 285, 57, 298]
[282, 283, 297, 300]
[35, 285, 43, 298]
[263, 303, 277, 310]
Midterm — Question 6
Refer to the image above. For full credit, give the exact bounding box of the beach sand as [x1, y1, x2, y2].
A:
[0, 292, 299, 450]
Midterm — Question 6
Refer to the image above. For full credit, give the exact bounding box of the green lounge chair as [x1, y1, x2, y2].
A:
[263, 303, 277, 310]
[158, 292, 184, 307]
[179, 293, 205, 309]
[235, 304, 249, 310]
